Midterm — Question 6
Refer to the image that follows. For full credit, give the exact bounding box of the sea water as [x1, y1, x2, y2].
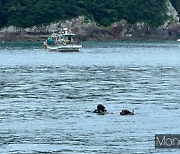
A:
[0, 41, 180, 153]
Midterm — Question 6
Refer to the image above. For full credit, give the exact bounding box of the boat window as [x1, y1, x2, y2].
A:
[68, 37, 72, 41]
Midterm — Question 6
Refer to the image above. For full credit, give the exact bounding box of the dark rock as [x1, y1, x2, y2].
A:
[1, 19, 180, 41]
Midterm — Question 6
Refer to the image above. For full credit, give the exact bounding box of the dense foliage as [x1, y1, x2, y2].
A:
[0, 0, 171, 28]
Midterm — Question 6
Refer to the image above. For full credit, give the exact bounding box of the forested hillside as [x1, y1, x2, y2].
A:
[0, 0, 177, 29]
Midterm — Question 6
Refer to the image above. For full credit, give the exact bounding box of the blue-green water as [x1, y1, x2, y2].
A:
[0, 41, 180, 153]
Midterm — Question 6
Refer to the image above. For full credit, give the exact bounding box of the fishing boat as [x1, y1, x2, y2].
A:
[44, 28, 82, 52]
[177, 39, 180, 42]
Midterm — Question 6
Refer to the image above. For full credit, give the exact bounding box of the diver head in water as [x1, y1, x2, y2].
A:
[120, 109, 134, 115]
[94, 104, 107, 114]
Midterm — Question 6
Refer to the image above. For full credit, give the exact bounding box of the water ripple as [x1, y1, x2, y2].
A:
[1, 41, 180, 153]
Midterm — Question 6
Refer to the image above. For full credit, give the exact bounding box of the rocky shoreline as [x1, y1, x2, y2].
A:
[0, 17, 180, 42]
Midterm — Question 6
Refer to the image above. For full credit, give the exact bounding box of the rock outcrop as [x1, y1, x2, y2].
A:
[166, 0, 179, 22]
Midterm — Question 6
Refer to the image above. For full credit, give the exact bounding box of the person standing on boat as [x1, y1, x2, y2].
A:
[68, 29, 72, 33]
[43, 40, 47, 49]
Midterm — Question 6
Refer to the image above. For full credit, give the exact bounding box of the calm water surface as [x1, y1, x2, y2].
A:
[0, 41, 180, 153]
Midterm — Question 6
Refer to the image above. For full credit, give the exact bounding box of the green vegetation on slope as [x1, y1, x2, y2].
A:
[0, 0, 169, 28]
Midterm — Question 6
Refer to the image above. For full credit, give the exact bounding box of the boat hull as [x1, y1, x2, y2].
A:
[46, 44, 82, 52]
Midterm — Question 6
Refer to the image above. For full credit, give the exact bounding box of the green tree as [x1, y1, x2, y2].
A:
[0, 0, 170, 28]
[0, 0, 8, 27]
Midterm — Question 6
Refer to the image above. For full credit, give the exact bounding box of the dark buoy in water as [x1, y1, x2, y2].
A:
[120, 109, 134, 115]
[94, 104, 107, 114]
